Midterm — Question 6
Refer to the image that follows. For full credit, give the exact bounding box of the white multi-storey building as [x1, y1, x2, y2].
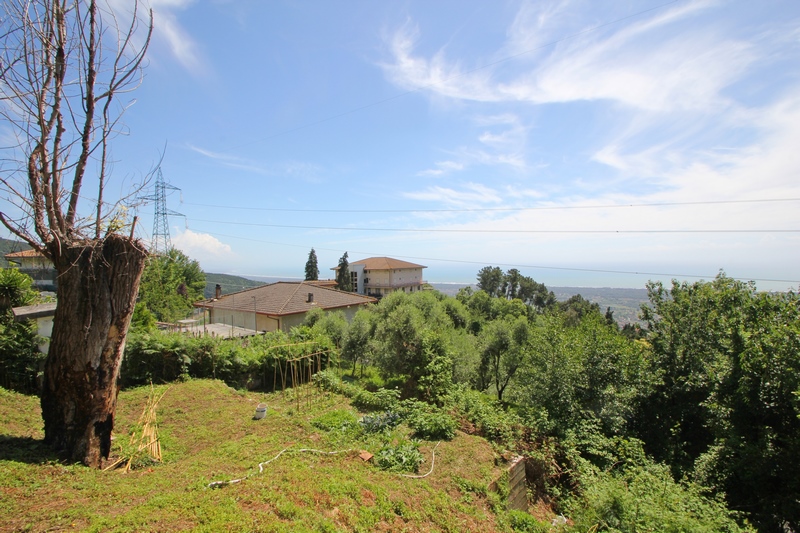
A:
[333, 257, 427, 297]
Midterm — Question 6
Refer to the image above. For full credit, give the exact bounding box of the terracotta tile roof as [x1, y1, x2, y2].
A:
[4, 249, 45, 259]
[349, 257, 426, 270]
[194, 281, 376, 316]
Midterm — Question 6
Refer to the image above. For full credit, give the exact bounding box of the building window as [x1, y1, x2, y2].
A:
[351, 271, 358, 291]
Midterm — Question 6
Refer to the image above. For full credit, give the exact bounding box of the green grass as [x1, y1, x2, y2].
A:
[0, 380, 508, 532]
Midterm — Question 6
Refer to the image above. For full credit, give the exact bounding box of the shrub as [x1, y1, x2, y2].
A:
[375, 441, 424, 473]
[359, 411, 401, 433]
[311, 409, 359, 432]
[352, 387, 400, 412]
[400, 399, 457, 440]
[407, 410, 457, 441]
[444, 386, 520, 445]
[505, 510, 549, 533]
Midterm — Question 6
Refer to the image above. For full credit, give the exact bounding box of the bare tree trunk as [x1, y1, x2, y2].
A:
[41, 234, 147, 467]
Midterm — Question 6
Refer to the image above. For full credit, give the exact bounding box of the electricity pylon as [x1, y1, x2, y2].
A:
[148, 167, 183, 255]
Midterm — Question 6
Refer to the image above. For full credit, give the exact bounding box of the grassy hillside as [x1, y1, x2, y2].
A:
[0, 380, 510, 532]
[203, 272, 266, 299]
[0, 237, 31, 268]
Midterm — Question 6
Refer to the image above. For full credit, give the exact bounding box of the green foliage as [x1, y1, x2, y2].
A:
[562, 460, 751, 533]
[444, 386, 521, 445]
[371, 293, 456, 398]
[311, 409, 359, 432]
[475, 266, 556, 312]
[505, 510, 549, 533]
[341, 308, 375, 375]
[121, 329, 334, 390]
[511, 313, 649, 439]
[699, 289, 800, 533]
[402, 400, 457, 440]
[477, 266, 505, 298]
[136, 248, 206, 324]
[352, 387, 400, 412]
[477, 315, 530, 401]
[375, 440, 425, 473]
[304, 248, 319, 281]
[632, 274, 800, 531]
[557, 294, 602, 327]
[0, 268, 37, 309]
[308, 309, 348, 349]
[335, 252, 352, 292]
[0, 269, 41, 393]
[359, 411, 401, 433]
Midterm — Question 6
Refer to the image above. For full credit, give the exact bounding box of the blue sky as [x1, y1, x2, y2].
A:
[15, 0, 800, 290]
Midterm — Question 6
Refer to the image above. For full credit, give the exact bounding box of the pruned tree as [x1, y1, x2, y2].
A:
[304, 247, 319, 281]
[0, 0, 153, 466]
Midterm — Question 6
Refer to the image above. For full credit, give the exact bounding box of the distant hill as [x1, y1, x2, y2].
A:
[550, 286, 649, 325]
[429, 282, 648, 325]
[0, 237, 31, 268]
[203, 272, 266, 299]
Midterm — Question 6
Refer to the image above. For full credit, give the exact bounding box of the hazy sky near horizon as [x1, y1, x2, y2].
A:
[5, 0, 800, 290]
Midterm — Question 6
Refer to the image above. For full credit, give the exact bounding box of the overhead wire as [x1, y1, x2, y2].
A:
[190, 230, 800, 286]
[186, 218, 800, 234]
[182, 197, 800, 214]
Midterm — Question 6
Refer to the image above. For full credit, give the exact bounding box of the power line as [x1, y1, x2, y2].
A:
[189, 218, 799, 234]
[195, 230, 799, 286]
[183, 197, 800, 214]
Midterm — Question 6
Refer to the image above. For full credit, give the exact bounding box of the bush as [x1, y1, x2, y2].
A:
[505, 510, 549, 533]
[407, 409, 457, 441]
[352, 387, 400, 412]
[122, 329, 335, 390]
[444, 386, 520, 445]
[400, 399, 457, 440]
[375, 441, 424, 473]
[359, 411, 401, 433]
[311, 409, 359, 432]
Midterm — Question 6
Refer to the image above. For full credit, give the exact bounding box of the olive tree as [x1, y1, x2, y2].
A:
[0, 0, 153, 466]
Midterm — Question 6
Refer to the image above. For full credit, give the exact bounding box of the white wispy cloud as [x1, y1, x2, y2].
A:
[382, 0, 747, 113]
[188, 144, 323, 182]
[417, 160, 465, 177]
[129, 0, 206, 76]
[403, 183, 503, 206]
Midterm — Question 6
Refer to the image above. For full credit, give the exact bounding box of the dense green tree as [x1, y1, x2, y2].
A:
[335, 252, 352, 292]
[558, 294, 602, 326]
[341, 308, 376, 375]
[476, 266, 504, 297]
[699, 289, 800, 532]
[307, 309, 348, 349]
[370, 292, 455, 397]
[512, 313, 649, 438]
[635, 274, 749, 476]
[501, 268, 522, 299]
[304, 248, 319, 281]
[137, 248, 206, 323]
[635, 274, 800, 530]
[478, 315, 529, 401]
[517, 276, 556, 311]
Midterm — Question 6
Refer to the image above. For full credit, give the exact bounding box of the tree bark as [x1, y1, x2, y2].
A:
[41, 234, 147, 467]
